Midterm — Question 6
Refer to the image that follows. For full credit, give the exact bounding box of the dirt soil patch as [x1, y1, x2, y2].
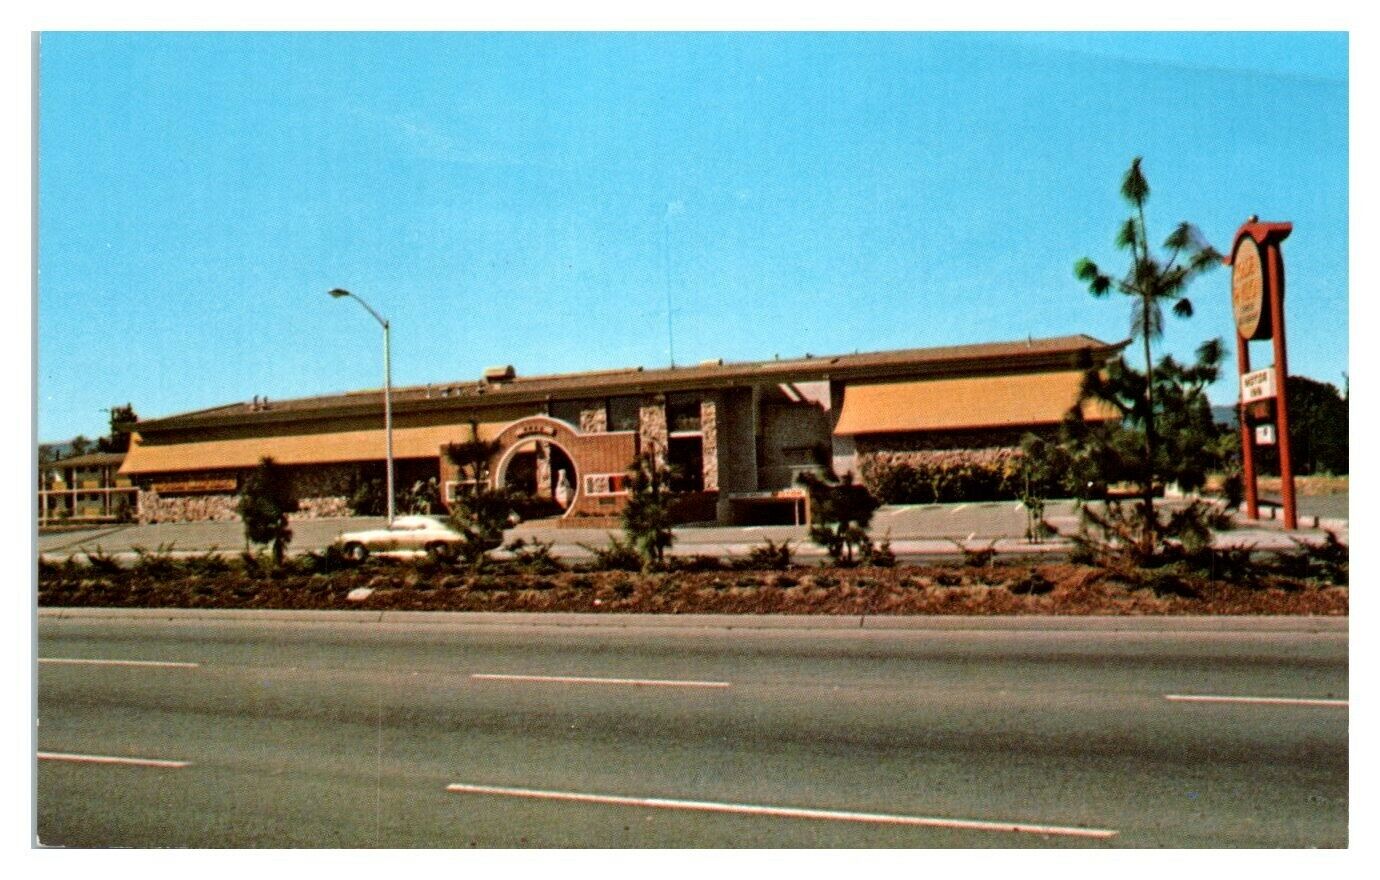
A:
[37, 561, 1347, 616]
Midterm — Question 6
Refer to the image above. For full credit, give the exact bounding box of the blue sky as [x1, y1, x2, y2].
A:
[37, 31, 1348, 442]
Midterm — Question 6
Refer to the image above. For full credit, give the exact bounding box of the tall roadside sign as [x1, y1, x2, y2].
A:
[1228, 217, 1296, 529]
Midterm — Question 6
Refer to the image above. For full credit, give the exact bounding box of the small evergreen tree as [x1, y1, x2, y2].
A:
[1016, 434, 1071, 542]
[1073, 157, 1221, 555]
[622, 451, 675, 569]
[443, 426, 514, 566]
[797, 471, 880, 565]
[236, 456, 299, 566]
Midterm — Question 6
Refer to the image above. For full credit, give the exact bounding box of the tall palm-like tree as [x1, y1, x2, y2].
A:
[1074, 157, 1221, 545]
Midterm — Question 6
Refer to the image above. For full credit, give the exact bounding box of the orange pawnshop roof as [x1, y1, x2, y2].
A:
[119, 422, 503, 475]
[832, 370, 1118, 436]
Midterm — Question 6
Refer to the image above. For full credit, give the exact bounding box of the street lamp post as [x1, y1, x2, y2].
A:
[329, 288, 395, 525]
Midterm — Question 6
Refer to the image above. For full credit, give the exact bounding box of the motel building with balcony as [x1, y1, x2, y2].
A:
[38, 451, 139, 524]
[112, 334, 1124, 526]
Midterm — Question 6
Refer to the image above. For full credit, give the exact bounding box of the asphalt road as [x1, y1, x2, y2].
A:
[35, 613, 1346, 848]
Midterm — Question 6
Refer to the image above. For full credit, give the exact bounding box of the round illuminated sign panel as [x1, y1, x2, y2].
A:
[1231, 236, 1271, 340]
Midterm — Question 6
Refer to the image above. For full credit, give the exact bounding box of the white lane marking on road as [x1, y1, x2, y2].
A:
[471, 673, 730, 689]
[1165, 694, 1348, 708]
[38, 751, 191, 768]
[39, 657, 200, 669]
[445, 783, 1117, 839]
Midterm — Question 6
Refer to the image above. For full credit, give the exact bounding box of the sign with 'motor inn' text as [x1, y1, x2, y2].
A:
[1240, 367, 1277, 403]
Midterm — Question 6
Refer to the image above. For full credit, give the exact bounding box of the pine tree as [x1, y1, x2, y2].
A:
[1073, 157, 1222, 553]
[237, 457, 299, 566]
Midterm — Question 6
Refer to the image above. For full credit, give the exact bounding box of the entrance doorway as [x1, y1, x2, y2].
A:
[497, 438, 578, 517]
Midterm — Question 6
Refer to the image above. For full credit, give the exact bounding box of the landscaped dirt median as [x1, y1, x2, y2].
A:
[37, 560, 1347, 616]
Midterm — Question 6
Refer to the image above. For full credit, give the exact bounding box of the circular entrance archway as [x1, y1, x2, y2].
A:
[491, 417, 583, 518]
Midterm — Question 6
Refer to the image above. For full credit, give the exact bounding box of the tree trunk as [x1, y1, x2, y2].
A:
[1140, 298, 1158, 557]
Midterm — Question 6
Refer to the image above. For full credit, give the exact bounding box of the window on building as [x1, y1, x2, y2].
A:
[549, 399, 591, 427]
[607, 396, 640, 432]
[668, 435, 704, 492]
[667, 393, 701, 433]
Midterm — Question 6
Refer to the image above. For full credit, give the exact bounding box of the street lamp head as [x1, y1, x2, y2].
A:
[328, 288, 351, 299]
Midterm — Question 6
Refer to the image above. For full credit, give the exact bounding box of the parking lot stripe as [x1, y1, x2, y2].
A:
[40, 657, 200, 669]
[1165, 694, 1347, 708]
[39, 751, 191, 768]
[471, 673, 730, 689]
[445, 782, 1118, 838]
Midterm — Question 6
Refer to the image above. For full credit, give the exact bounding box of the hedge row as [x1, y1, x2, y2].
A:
[859, 448, 1031, 504]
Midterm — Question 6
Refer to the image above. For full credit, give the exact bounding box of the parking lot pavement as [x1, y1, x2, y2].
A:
[36, 499, 1345, 562]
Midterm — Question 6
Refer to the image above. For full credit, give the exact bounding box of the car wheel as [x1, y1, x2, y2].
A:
[343, 542, 369, 563]
[425, 542, 451, 561]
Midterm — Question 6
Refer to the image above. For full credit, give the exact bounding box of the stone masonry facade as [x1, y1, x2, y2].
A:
[638, 396, 669, 466]
[135, 463, 359, 524]
[700, 397, 719, 491]
[579, 404, 608, 433]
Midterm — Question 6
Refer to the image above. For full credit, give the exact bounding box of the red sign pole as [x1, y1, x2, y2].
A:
[1228, 219, 1294, 529]
[1236, 335, 1259, 520]
[1266, 240, 1298, 530]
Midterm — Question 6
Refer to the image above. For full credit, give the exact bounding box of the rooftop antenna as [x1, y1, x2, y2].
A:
[663, 201, 683, 368]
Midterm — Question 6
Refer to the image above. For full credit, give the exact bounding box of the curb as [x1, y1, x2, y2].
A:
[37, 607, 1348, 633]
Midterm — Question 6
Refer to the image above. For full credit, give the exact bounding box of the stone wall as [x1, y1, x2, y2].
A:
[700, 397, 719, 491]
[137, 491, 357, 523]
[136, 462, 362, 523]
[638, 396, 668, 466]
[138, 492, 240, 524]
[579, 405, 608, 433]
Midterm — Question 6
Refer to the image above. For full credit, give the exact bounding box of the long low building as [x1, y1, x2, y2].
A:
[119, 334, 1123, 524]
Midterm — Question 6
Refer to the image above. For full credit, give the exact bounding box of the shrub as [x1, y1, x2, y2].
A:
[860, 448, 1025, 504]
[504, 538, 566, 573]
[298, 545, 351, 575]
[131, 543, 179, 578]
[1008, 567, 1054, 595]
[667, 555, 724, 573]
[951, 539, 997, 568]
[81, 546, 123, 575]
[348, 478, 388, 517]
[448, 487, 518, 567]
[622, 452, 676, 569]
[581, 537, 644, 572]
[861, 538, 896, 568]
[183, 549, 233, 575]
[798, 471, 880, 565]
[744, 539, 793, 571]
[237, 457, 298, 567]
[1278, 531, 1348, 585]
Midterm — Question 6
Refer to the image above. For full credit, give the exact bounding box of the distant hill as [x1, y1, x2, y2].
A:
[39, 441, 74, 460]
[1211, 405, 1237, 427]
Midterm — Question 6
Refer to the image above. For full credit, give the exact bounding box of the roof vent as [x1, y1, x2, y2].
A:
[484, 365, 516, 384]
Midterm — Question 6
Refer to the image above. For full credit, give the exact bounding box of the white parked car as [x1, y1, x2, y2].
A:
[334, 515, 466, 562]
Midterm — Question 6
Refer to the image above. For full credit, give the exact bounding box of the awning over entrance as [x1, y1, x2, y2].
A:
[831, 370, 1117, 436]
[120, 422, 504, 475]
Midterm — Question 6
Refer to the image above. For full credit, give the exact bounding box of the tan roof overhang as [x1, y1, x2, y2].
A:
[832, 370, 1120, 436]
[119, 422, 502, 476]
